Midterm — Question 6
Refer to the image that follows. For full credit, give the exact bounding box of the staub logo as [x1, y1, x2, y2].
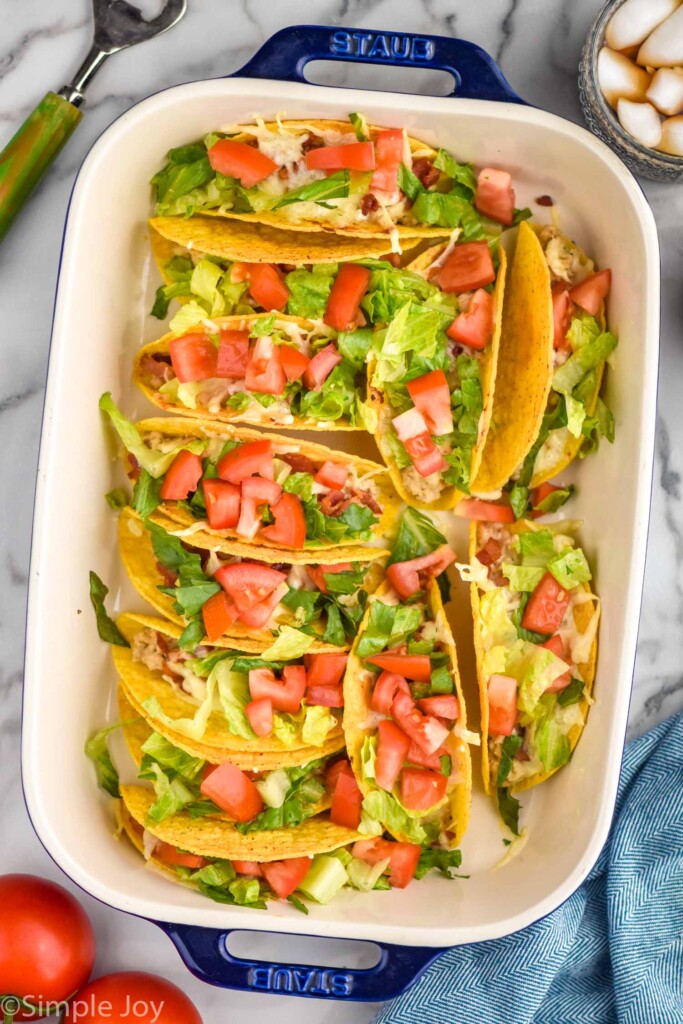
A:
[329, 30, 435, 63]
[248, 965, 353, 997]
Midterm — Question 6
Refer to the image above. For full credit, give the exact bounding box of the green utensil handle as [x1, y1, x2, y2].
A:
[0, 91, 82, 243]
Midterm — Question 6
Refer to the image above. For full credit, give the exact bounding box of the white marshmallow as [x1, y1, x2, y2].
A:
[657, 114, 683, 154]
[617, 98, 664, 147]
[646, 67, 683, 114]
[637, 5, 683, 67]
[597, 47, 651, 108]
[606, 0, 681, 51]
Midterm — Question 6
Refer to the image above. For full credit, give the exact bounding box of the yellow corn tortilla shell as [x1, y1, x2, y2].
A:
[343, 580, 472, 847]
[469, 522, 599, 797]
[134, 312, 361, 431]
[366, 245, 507, 511]
[117, 684, 332, 823]
[117, 686, 151, 765]
[130, 416, 401, 552]
[195, 119, 450, 243]
[470, 222, 554, 495]
[118, 506, 384, 652]
[113, 612, 345, 769]
[121, 784, 361, 861]
[150, 216, 405, 265]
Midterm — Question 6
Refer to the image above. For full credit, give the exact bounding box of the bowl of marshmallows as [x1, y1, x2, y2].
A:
[579, 0, 683, 180]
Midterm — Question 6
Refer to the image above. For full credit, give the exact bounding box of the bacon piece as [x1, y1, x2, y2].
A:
[282, 452, 316, 475]
[361, 193, 379, 215]
[412, 158, 439, 188]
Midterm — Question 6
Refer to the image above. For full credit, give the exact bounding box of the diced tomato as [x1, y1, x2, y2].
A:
[168, 333, 217, 383]
[214, 562, 286, 613]
[306, 141, 376, 172]
[392, 406, 429, 443]
[403, 432, 448, 478]
[217, 439, 274, 484]
[487, 674, 518, 736]
[551, 283, 574, 351]
[406, 370, 453, 436]
[390, 691, 449, 755]
[202, 590, 238, 642]
[326, 759, 352, 790]
[405, 741, 443, 770]
[475, 167, 515, 226]
[200, 763, 264, 822]
[232, 860, 262, 877]
[245, 698, 273, 737]
[569, 269, 611, 316]
[330, 770, 363, 830]
[540, 634, 572, 693]
[307, 684, 344, 707]
[531, 482, 562, 518]
[416, 694, 459, 722]
[302, 344, 342, 391]
[305, 562, 353, 595]
[202, 479, 241, 530]
[159, 450, 203, 501]
[244, 337, 286, 395]
[249, 666, 306, 714]
[522, 572, 571, 634]
[447, 288, 495, 350]
[370, 129, 404, 193]
[323, 264, 371, 332]
[216, 329, 250, 379]
[454, 498, 516, 523]
[371, 671, 410, 715]
[208, 139, 278, 187]
[232, 263, 289, 311]
[366, 654, 432, 682]
[236, 496, 261, 541]
[306, 653, 348, 688]
[375, 720, 411, 792]
[279, 345, 310, 382]
[237, 582, 288, 628]
[314, 461, 349, 490]
[154, 843, 208, 870]
[261, 857, 312, 900]
[399, 767, 448, 811]
[241, 476, 282, 506]
[392, 408, 448, 477]
[431, 242, 495, 293]
[260, 492, 306, 549]
[386, 545, 455, 600]
[352, 838, 420, 888]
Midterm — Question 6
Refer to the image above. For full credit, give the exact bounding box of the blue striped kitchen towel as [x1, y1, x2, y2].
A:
[374, 712, 683, 1024]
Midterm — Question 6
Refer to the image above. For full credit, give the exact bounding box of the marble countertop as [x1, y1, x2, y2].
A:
[1, 0, 681, 1020]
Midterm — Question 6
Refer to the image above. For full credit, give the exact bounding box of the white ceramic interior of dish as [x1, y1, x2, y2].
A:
[22, 77, 659, 947]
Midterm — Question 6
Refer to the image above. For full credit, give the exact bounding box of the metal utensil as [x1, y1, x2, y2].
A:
[0, 0, 186, 243]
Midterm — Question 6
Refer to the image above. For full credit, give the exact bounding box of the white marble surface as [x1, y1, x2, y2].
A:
[1, 0, 681, 1020]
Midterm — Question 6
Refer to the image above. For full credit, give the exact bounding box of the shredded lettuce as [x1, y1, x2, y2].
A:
[548, 549, 592, 590]
[85, 722, 124, 797]
[302, 705, 337, 746]
[285, 265, 336, 319]
[99, 393, 204, 477]
[89, 572, 129, 647]
[261, 626, 315, 661]
[553, 326, 617, 396]
[359, 791, 437, 845]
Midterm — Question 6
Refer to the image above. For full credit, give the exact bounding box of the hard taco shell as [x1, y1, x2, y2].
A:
[343, 580, 471, 847]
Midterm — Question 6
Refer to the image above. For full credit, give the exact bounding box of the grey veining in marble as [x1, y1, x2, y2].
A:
[1, 1, 681, 1020]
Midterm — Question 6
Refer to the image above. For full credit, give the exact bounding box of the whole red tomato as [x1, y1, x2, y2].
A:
[63, 973, 203, 1023]
[0, 874, 95, 1021]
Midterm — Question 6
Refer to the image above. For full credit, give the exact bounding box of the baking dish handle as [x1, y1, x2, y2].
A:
[157, 922, 445, 1001]
[233, 24, 525, 104]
